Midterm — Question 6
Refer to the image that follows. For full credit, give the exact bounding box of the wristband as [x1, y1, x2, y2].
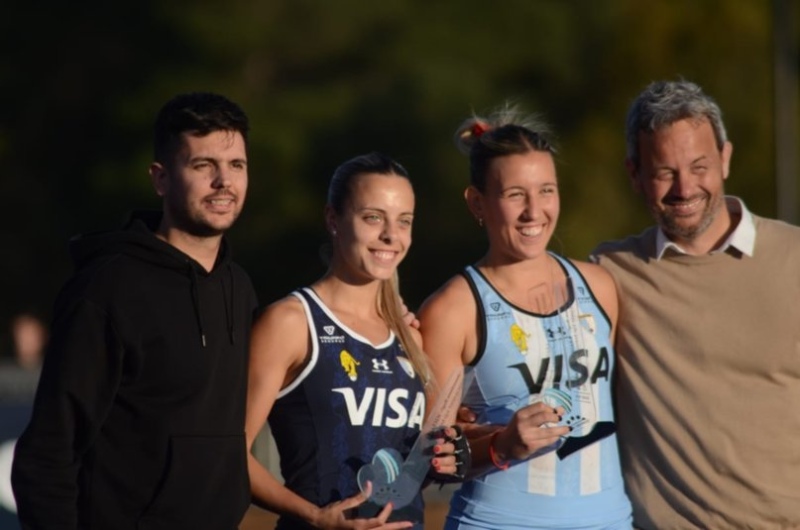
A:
[488, 430, 510, 471]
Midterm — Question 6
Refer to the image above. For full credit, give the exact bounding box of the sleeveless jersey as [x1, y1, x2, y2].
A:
[446, 254, 632, 530]
[268, 288, 426, 529]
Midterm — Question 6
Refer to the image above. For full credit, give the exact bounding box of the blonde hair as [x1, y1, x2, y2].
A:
[378, 272, 432, 386]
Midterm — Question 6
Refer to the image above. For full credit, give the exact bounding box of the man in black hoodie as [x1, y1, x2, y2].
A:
[11, 93, 259, 530]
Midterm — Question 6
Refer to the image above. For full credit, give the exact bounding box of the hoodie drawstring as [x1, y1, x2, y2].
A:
[189, 262, 236, 348]
[221, 264, 235, 345]
[189, 265, 207, 348]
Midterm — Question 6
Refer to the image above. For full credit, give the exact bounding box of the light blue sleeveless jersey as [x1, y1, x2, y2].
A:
[446, 254, 632, 530]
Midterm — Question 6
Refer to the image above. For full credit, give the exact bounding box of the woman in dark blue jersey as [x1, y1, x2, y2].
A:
[245, 153, 461, 530]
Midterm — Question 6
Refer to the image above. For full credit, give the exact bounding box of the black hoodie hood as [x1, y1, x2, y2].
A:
[11, 209, 258, 529]
[69, 210, 237, 347]
[69, 210, 232, 274]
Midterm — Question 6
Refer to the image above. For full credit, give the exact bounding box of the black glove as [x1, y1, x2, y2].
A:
[427, 425, 471, 484]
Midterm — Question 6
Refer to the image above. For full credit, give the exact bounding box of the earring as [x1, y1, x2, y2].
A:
[331, 229, 337, 236]
[477, 218, 483, 227]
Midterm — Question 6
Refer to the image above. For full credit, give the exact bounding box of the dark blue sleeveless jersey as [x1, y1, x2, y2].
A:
[268, 288, 426, 529]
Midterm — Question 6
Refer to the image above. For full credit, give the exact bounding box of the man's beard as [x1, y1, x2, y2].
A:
[656, 192, 724, 242]
[167, 196, 237, 238]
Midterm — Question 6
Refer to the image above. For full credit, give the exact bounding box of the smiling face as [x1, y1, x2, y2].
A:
[628, 117, 732, 252]
[467, 150, 559, 264]
[327, 172, 415, 284]
[150, 129, 248, 238]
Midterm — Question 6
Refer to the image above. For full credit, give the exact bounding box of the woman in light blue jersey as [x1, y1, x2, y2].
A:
[245, 152, 464, 530]
[418, 107, 633, 529]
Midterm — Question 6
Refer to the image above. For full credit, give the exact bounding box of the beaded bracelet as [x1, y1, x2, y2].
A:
[488, 431, 510, 471]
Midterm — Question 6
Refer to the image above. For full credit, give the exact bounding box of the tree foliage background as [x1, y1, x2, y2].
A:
[0, 0, 797, 354]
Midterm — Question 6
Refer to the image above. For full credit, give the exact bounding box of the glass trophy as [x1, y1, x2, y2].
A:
[356, 368, 466, 508]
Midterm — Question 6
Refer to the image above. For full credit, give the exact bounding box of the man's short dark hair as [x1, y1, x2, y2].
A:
[153, 92, 249, 164]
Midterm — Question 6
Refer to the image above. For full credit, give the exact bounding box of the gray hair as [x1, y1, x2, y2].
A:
[625, 80, 728, 170]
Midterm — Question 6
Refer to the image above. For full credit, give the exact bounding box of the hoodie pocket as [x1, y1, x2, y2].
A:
[138, 434, 249, 530]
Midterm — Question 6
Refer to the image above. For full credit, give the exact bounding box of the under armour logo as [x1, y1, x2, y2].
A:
[372, 359, 391, 372]
[546, 326, 567, 340]
[324, 325, 335, 335]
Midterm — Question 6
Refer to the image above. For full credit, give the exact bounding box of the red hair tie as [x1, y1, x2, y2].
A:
[471, 121, 489, 138]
